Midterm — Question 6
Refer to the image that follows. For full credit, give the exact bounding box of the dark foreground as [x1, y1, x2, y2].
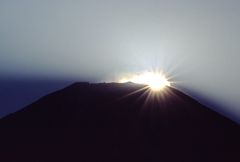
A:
[0, 82, 240, 161]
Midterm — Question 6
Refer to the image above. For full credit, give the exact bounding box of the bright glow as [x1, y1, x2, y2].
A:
[122, 72, 170, 90]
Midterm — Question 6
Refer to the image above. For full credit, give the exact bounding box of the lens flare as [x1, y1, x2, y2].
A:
[120, 72, 170, 90]
[117, 71, 173, 112]
[132, 73, 170, 90]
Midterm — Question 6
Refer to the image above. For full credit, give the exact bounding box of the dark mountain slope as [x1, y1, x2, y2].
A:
[0, 82, 240, 162]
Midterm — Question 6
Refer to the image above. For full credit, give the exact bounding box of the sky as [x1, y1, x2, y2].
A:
[1, 0, 240, 123]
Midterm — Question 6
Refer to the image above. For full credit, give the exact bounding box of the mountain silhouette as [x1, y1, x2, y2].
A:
[1, 82, 240, 162]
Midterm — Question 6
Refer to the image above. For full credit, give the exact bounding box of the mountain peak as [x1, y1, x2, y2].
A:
[1, 82, 240, 161]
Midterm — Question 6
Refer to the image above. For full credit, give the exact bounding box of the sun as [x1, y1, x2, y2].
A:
[147, 74, 170, 90]
[118, 71, 172, 108]
[129, 72, 170, 90]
